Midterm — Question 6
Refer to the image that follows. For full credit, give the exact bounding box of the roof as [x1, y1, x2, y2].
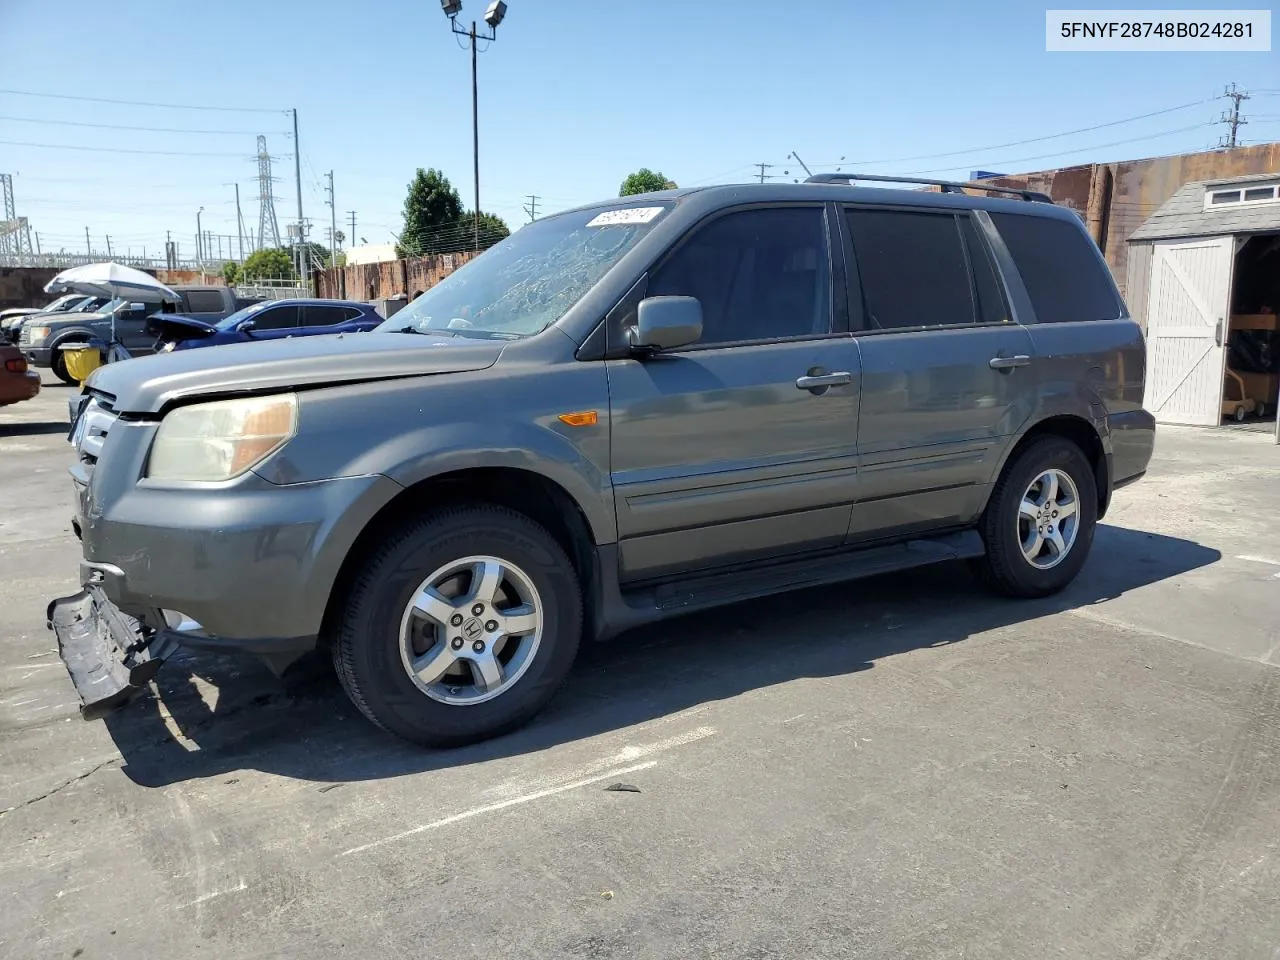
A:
[1129, 172, 1280, 242]
[553, 181, 1081, 225]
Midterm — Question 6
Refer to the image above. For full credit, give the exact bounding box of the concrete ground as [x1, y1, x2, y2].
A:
[2, 372, 1279, 960]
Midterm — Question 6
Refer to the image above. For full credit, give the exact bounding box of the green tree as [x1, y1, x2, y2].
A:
[221, 261, 240, 286]
[241, 247, 295, 281]
[465, 211, 511, 243]
[619, 168, 677, 196]
[400, 167, 464, 255]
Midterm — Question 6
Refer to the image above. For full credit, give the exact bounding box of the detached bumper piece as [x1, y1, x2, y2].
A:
[47, 587, 176, 720]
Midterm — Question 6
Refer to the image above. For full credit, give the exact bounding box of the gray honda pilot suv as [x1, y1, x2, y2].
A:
[50, 175, 1155, 747]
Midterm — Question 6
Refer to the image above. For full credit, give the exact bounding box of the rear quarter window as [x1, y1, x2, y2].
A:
[183, 290, 227, 313]
[990, 213, 1121, 323]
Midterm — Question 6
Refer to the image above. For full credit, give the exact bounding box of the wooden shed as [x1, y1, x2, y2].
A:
[1126, 173, 1280, 441]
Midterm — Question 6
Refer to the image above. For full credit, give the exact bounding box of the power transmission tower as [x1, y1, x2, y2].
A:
[255, 135, 282, 249]
[325, 170, 338, 268]
[523, 194, 540, 221]
[1218, 83, 1250, 147]
[0, 173, 33, 263]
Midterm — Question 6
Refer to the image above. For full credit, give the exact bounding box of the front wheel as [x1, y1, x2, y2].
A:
[51, 345, 80, 385]
[332, 505, 583, 747]
[977, 437, 1097, 598]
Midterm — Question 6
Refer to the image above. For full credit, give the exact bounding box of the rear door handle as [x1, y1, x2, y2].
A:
[796, 372, 853, 390]
[989, 355, 1031, 370]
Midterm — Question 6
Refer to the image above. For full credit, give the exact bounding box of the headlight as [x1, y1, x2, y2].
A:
[28, 325, 49, 342]
[147, 394, 298, 482]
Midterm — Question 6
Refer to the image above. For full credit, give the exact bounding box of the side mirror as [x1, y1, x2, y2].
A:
[629, 296, 702, 353]
[128, 302, 146, 312]
[239, 319, 257, 335]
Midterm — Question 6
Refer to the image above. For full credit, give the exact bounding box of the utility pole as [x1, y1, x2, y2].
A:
[85, 226, 91, 259]
[105, 235, 112, 258]
[789, 151, 813, 178]
[325, 170, 338, 268]
[523, 194, 540, 221]
[292, 107, 308, 294]
[196, 207, 204, 266]
[34, 231, 40, 255]
[348, 210, 357, 247]
[234, 182, 245, 262]
[1220, 82, 1250, 147]
[754, 162, 775, 183]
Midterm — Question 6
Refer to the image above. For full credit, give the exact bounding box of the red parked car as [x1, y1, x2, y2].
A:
[0, 345, 40, 407]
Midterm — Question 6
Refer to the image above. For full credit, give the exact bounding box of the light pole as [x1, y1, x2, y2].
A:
[196, 206, 205, 267]
[442, 0, 508, 251]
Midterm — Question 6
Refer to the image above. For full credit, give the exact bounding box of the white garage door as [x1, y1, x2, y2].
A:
[1143, 236, 1234, 427]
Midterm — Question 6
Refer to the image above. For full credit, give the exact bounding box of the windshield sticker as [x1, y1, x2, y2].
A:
[586, 207, 664, 227]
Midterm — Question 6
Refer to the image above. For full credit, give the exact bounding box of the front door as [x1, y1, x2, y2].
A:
[115, 304, 161, 354]
[607, 205, 861, 581]
[1143, 236, 1234, 426]
[842, 206, 1036, 542]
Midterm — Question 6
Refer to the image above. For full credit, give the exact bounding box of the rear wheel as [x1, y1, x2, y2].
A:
[332, 505, 583, 747]
[977, 437, 1097, 598]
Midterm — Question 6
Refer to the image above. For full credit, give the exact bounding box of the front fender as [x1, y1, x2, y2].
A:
[256, 363, 617, 544]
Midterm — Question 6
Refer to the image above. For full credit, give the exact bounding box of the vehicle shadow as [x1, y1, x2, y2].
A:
[0, 421, 69, 437]
[104, 524, 1221, 788]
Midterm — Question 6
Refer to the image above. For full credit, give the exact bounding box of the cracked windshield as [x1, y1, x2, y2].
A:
[2, 0, 1279, 958]
[381, 204, 668, 338]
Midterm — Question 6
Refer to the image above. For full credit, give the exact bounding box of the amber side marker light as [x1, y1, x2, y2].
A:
[557, 411, 599, 427]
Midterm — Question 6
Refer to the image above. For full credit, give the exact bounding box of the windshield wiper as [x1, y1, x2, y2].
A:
[394, 325, 459, 337]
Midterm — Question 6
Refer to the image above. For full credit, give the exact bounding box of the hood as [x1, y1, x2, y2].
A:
[146, 313, 219, 342]
[86, 330, 507, 414]
[0, 308, 39, 321]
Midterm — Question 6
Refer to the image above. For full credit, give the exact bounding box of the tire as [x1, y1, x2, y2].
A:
[977, 436, 1097, 598]
[332, 504, 583, 747]
[1235, 405, 1247, 422]
[51, 345, 80, 386]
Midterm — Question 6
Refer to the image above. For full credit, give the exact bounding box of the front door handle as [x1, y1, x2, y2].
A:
[796, 371, 853, 391]
[989, 355, 1031, 370]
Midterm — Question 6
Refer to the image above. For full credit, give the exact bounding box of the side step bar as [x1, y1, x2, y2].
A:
[650, 530, 985, 612]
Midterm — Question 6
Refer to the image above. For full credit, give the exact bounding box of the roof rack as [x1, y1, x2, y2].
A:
[804, 172, 1053, 204]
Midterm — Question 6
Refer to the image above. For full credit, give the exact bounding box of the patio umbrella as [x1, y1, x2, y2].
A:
[44, 262, 182, 303]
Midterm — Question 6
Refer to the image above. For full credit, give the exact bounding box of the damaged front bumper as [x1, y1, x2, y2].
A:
[47, 586, 178, 720]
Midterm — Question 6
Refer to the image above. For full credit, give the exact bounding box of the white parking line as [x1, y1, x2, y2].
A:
[177, 880, 248, 909]
[339, 760, 659, 857]
[1235, 555, 1280, 578]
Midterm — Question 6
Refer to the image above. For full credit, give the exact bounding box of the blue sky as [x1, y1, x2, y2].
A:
[2, 0, 1278, 260]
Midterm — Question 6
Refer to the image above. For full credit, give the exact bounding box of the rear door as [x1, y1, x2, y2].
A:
[843, 205, 1036, 542]
[1142, 236, 1234, 426]
[299, 304, 366, 336]
[606, 204, 861, 581]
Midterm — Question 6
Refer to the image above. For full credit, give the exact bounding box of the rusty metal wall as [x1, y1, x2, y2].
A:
[983, 144, 1280, 298]
[314, 250, 480, 301]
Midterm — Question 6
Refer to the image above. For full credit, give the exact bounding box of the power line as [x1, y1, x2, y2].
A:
[0, 115, 284, 136]
[0, 88, 285, 113]
[905, 123, 1215, 176]
[815, 97, 1218, 167]
[0, 139, 285, 158]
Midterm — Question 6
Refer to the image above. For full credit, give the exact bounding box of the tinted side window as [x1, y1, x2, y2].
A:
[647, 207, 831, 346]
[183, 290, 226, 313]
[845, 210, 974, 329]
[303, 306, 354, 327]
[990, 213, 1121, 323]
[960, 216, 1010, 325]
[250, 305, 301, 331]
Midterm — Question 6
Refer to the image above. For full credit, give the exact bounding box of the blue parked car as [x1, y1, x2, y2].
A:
[150, 298, 384, 353]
